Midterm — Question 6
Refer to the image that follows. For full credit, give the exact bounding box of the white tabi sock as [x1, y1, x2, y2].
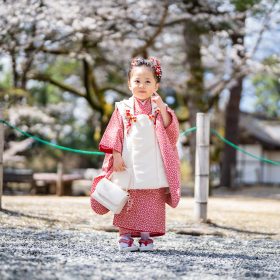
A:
[120, 233, 131, 240]
[140, 232, 150, 240]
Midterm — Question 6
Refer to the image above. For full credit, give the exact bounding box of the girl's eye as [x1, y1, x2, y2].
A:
[146, 81, 151, 84]
[135, 80, 140, 83]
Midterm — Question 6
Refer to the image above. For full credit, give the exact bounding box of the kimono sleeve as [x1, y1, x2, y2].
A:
[163, 107, 180, 147]
[99, 108, 124, 154]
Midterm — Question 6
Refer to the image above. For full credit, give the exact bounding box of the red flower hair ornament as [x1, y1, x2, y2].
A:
[148, 57, 162, 80]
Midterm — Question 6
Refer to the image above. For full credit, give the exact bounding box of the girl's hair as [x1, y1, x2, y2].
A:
[128, 57, 162, 83]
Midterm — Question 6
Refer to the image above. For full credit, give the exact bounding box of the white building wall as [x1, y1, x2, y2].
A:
[263, 151, 280, 184]
[237, 145, 262, 184]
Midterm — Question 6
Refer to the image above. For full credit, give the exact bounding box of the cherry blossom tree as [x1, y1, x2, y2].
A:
[0, 0, 279, 179]
[0, 0, 169, 131]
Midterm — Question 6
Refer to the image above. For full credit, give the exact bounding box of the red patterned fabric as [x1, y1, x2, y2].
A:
[90, 97, 181, 236]
[117, 188, 166, 237]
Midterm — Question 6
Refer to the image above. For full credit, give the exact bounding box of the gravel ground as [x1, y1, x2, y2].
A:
[1, 192, 280, 279]
[1, 228, 279, 280]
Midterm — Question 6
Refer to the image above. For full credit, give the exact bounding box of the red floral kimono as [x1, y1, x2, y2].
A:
[90, 97, 181, 237]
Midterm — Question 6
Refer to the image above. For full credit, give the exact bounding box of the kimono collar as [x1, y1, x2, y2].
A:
[123, 96, 160, 133]
[124, 96, 158, 115]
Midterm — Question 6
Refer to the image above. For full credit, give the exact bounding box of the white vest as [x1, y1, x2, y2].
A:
[111, 97, 169, 190]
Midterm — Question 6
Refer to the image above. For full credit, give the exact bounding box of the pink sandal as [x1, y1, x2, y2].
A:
[118, 238, 139, 252]
[138, 238, 154, 252]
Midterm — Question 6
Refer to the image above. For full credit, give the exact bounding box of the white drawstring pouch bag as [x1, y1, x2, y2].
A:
[91, 169, 131, 214]
[110, 168, 133, 190]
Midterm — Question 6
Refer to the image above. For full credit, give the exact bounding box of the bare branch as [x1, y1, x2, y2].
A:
[206, 2, 278, 108]
[82, 58, 103, 111]
[132, 1, 169, 57]
[100, 86, 130, 98]
[29, 73, 85, 98]
[249, 1, 277, 58]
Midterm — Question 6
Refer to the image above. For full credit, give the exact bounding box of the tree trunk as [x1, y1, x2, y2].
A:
[220, 32, 245, 188]
[183, 20, 204, 174]
[11, 51, 19, 88]
[220, 76, 243, 187]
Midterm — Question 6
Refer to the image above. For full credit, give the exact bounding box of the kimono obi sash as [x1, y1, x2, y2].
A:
[112, 97, 169, 190]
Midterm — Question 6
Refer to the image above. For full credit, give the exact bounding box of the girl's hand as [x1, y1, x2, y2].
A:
[112, 151, 126, 172]
[151, 92, 166, 111]
[152, 92, 171, 127]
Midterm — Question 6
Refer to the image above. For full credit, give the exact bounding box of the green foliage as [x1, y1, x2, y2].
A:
[252, 72, 280, 118]
[107, 71, 125, 84]
[29, 83, 62, 106]
[29, 57, 80, 104]
[2, 55, 101, 169]
[0, 71, 29, 105]
[252, 55, 280, 118]
[0, 69, 12, 88]
[45, 57, 80, 80]
[230, 0, 261, 12]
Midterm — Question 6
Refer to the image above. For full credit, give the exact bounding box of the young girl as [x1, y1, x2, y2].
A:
[90, 57, 181, 252]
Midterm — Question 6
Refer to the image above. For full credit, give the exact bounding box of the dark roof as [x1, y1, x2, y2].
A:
[239, 112, 280, 148]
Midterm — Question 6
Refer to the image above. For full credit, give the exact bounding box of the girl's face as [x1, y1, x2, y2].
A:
[128, 66, 159, 101]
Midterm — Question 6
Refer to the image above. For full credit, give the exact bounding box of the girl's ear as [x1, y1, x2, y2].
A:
[155, 83, 159, 92]
[127, 80, 132, 91]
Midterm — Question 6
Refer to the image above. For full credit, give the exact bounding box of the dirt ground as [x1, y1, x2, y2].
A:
[1, 185, 279, 240]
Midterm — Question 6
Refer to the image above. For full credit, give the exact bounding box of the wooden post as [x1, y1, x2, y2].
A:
[56, 162, 63, 196]
[194, 113, 210, 222]
[0, 104, 4, 210]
